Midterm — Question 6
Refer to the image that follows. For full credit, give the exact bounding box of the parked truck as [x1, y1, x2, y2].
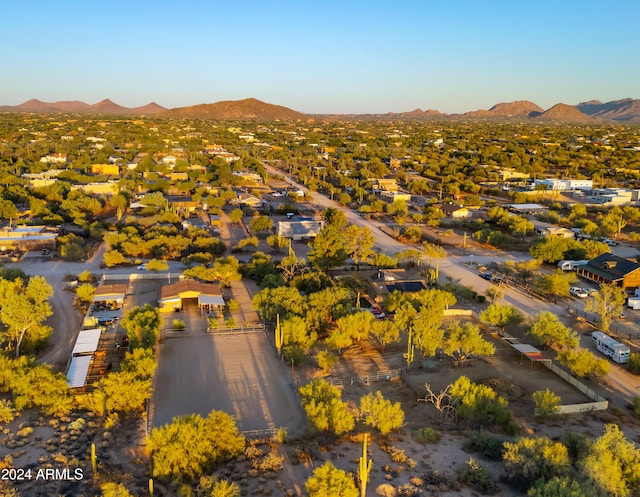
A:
[557, 260, 589, 271]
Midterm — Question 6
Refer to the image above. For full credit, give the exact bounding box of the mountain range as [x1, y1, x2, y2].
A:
[1, 97, 639, 123]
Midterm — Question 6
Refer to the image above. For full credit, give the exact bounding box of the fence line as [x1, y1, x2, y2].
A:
[240, 427, 283, 439]
[298, 368, 403, 389]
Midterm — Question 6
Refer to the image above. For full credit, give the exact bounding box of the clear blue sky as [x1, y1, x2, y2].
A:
[3, 0, 639, 114]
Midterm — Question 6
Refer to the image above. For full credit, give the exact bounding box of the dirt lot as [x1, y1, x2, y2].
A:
[152, 330, 304, 434]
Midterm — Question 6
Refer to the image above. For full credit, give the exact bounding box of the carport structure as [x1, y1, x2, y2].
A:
[158, 279, 225, 314]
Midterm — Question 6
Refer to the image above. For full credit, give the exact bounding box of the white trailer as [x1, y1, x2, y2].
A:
[627, 296, 640, 310]
[592, 331, 631, 364]
[557, 260, 589, 271]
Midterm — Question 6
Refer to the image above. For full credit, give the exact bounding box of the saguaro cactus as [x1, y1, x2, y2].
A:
[275, 314, 283, 354]
[91, 443, 97, 476]
[358, 433, 372, 497]
[404, 326, 415, 368]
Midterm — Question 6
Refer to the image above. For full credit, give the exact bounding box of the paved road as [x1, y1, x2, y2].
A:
[6, 242, 185, 369]
[261, 161, 640, 407]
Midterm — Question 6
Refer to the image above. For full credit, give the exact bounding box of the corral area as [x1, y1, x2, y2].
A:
[152, 331, 304, 434]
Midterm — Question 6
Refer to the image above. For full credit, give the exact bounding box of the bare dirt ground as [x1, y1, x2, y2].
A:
[152, 328, 304, 435]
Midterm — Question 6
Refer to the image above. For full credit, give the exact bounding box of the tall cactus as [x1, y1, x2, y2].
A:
[91, 442, 97, 476]
[149, 478, 154, 497]
[404, 325, 415, 369]
[275, 314, 283, 355]
[358, 433, 372, 497]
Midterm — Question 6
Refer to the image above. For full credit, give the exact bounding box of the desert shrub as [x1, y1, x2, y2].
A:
[633, 397, 640, 419]
[0, 399, 16, 424]
[386, 446, 407, 464]
[412, 427, 440, 444]
[375, 483, 397, 497]
[502, 436, 570, 487]
[627, 353, 640, 375]
[451, 376, 513, 426]
[456, 458, 499, 495]
[527, 476, 595, 497]
[227, 299, 240, 312]
[244, 444, 264, 459]
[463, 430, 505, 460]
[101, 482, 134, 497]
[560, 431, 590, 464]
[305, 461, 358, 497]
[532, 388, 561, 418]
[284, 343, 306, 366]
[252, 451, 284, 472]
[275, 427, 287, 443]
[173, 319, 186, 331]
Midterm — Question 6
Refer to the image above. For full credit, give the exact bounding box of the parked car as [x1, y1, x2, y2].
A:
[479, 272, 493, 281]
[136, 264, 147, 271]
[570, 287, 588, 298]
[583, 288, 599, 296]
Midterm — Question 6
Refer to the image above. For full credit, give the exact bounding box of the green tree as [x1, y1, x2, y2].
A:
[529, 236, 583, 264]
[146, 258, 169, 271]
[580, 424, 640, 497]
[526, 311, 579, 349]
[450, 375, 512, 426]
[0, 275, 53, 357]
[0, 199, 18, 227]
[121, 304, 160, 349]
[322, 207, 348, 229]
[75, 283, 96, 304]
[510, 215, 535, 241]
[251, 286, 305, 321]
[249, 215, 273, 234]
[600, 206, 640, 239]
[359, 391, 405, 435]
[308, 226, 347, 271]
[479, 303, 524, 331]
[442, 321, 495, 362]
[280, 315, 317, 351]
[299, 379, 355, 435]
[343, 225, 375, 269]
[557, 349, 610, 378]
[149, 410, 245, 483]
[485, 286, 503, 303]
[585, 283, 627, 332]
[370, 320, 400, 350]
[9, 362, 73, 416]
[533, 270, 577, 302]
[229, 208, 244, 224]
[305, 461, 359, 497]
[103, 249, 129, 267]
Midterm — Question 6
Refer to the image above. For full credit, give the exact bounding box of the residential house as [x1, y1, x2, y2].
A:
[233, 193, 263, 208]
[576, 254, 640, 291]
[91, 163, 120, 175]
[373, 179, 399, 192]
[277, 220, 325, 241]
[158, 280, 224, 314]
[436, 204, 472, 219]
[532, 221, 574, 238]
[39, 153, 67, 164]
